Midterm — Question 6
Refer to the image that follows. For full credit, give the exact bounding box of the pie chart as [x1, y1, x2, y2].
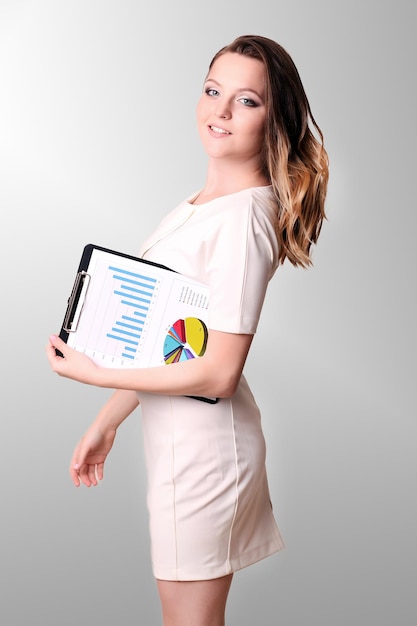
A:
[163, 317, 208, 364]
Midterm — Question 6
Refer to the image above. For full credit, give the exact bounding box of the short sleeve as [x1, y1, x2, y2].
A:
[205, 190, 278, 334]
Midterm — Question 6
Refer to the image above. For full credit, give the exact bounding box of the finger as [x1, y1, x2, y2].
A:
[70, 439, 89, 471]
[88, 464, 98, 487]
[69, 463, 81, 487]
[96, 462, 104, 481]
[47, 334, 67, 360]
[48, 334, 66, 351]
[46, 337, 68, 372]
[69, 450, 84, 485]
[79, 464, 92, 487]
[45, 340, 59, 365]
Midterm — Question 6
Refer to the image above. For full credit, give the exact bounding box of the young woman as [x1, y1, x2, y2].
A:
[47, 34, 329, 626]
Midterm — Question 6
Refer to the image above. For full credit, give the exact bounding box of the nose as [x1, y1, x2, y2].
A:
[215, 102, 231, 119]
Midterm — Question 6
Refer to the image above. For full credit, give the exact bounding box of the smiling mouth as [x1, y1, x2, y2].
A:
[209, 125, 230, 134]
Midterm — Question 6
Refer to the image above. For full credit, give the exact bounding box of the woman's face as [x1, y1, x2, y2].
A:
[196, 52, 267, 165]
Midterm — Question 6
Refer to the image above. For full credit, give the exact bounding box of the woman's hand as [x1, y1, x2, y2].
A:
[70, 423, 117, 487]
[46, 335, 100, 385]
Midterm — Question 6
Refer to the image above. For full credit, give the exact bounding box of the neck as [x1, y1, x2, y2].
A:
[197, 159, 268, 202]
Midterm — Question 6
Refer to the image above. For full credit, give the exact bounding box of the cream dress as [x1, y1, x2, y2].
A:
[137, 186, 284, 581]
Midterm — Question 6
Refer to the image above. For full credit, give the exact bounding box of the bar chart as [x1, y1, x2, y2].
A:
[66, 257, 162, 367]
[105, 264, 157, 360]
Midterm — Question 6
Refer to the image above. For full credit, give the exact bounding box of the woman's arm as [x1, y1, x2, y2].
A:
[89, 388, 140, 431]
[46, 330, 253, 399]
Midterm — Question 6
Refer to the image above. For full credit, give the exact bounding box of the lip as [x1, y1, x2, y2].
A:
[208, 124, 231, 137]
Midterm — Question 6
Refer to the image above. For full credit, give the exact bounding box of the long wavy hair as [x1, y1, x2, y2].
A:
[209, 35, 329, 267]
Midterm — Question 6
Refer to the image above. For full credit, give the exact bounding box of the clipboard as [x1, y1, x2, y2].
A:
[58, 243, 217, 404]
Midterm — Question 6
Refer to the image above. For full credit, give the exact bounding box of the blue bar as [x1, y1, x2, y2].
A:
[109, 266, 157, 283]
[120, 284, 154, 297]
[114, 290, 150, 304]
[110, 327, 141, 339]
[121, 352, 135, 360]
[121, 299, 149, 311]
[134, 311, 147, 318]
[112, 274, 156, 291]
[106, 334, 139, 345]
[116, 321, 142, 331]
[123, 346, 137, 353]
[122, 315, 144, 325]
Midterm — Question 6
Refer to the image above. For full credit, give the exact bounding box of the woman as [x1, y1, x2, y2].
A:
[47, 34, 329, 626]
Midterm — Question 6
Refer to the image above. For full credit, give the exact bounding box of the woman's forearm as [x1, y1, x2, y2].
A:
[94, 357, 224, 397]
[93, 389, 140, 432]
[90, 331, 254, 399]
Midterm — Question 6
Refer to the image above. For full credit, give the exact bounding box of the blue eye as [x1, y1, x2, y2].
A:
[239, 97, 257, 107]
[205, 88, 219, 97]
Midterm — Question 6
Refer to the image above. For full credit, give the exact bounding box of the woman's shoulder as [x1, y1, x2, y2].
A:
[201, 186, 279, 265]
[224, 186, 276, 232]
[191, 185, 276, 222]
[247, 185, 276, 220]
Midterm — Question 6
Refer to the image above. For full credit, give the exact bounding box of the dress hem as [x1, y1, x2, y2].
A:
[152, 538, 285, 582]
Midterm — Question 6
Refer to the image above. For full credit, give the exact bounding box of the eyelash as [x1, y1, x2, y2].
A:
[239, 97, 257, 108]
[205, 88, 219, 97]
[204, 88, 258, 108]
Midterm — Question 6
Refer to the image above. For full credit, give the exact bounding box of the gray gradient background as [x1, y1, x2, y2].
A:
[0, 1, 415, 625]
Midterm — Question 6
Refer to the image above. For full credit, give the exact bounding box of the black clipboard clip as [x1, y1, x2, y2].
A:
[56, 271, 91, 357]
[63, 270, 91, 333]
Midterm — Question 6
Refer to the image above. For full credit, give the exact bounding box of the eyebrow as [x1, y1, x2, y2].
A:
[204, 78, 264, 101]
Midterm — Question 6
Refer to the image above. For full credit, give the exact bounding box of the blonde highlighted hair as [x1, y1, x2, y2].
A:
[210, 35, 329, 267]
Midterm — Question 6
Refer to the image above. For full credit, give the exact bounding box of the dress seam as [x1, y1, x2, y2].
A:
[238, 196, 252, 329]
[169, 395, 179, 578]
[226, 399, 239, 572]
